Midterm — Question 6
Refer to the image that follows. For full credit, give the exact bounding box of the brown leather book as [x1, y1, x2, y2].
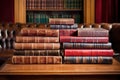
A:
[14, 43, 60, 50]
[12, 56, 62, 64]
[20, 28, 59, 37]
[49, 18, 74, 25]
[16, 36, 59, 43]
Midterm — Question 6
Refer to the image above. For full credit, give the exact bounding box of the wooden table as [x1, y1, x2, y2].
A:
[0, 50, 120, 80]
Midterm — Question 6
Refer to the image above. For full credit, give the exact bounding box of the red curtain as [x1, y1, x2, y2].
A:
[95, 0, 119, 23]
[0, 0, 14, 23]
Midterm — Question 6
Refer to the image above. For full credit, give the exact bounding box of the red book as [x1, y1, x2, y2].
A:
[60, 36, 109, 43]
[65, 49, 114, 56]
[20, 28, 59, 37]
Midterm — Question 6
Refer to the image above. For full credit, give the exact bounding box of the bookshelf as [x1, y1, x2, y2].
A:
[14, 0, 95, 24]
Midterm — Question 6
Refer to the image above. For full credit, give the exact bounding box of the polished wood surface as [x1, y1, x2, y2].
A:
[0, 58, 120, 75]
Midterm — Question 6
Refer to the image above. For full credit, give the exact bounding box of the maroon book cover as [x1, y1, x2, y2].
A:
[60, 36, 109, 43]
[65, 49, 114, 56]
[59, 29, 77, 36]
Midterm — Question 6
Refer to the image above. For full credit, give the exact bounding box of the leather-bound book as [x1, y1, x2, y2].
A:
[14, 43, 60, 50]
[20, 28, 59, 37]
[12, 56, 62, 64]
[60, 36, 109, 43]
[63, 43, 112, 49]
[78, 28, 108, 37]
[64, 49, 113, 56]
[16, 36, 59, 43]
[14, 50, 61, 56]
[64, 57, 113, 64]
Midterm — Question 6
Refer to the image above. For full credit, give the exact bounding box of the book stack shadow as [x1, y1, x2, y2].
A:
[12, 28, 62, 64]
[61, 27, 114, 64]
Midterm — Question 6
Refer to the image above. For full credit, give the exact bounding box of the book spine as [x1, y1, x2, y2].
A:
[20, 28, 59, 37]
[42, 0, 46, 9]
[65, 49, 113, 56]
[14, 50, 61, 56]
[63, 43, 112, 49]
[78, 28, 108, 37]
[12, 56, 62, 64]
[60, 36, 109, 43]
[64, 57, 113, 64]
[16, 36, 59, 43]
[59, 29, 77, 36]
[49, 18, 74, 25]
[14, 43, 60, 50]
[50, 24, 78, 29]
[30, 0, 34, 9]
[26, 0, 29, 9]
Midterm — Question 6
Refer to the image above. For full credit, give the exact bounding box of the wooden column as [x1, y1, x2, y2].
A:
[84, 0, 95, 23]
[14, 0, 26, 23]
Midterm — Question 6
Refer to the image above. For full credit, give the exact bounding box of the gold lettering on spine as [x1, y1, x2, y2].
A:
[32, 43, 33, 49]
[22, 43, 24, 50]
[46, 29, 47, 37]
[37, 29, 38, 36]
[39, 50, 40, 56]
[46, 56, 47, 64]
[53, 43, 54, 50]
[25, 50, 27, 56]
[76, 57, 79, 63]
[30, 56, 32, 64]
[44, 43, 46, 49]
[98, 56, 103, 64]
[28, 29, 30, 36]
[22, 56, 24, 64]
[47, 37, 50, 43]
[38, 56, 40, 64]
[53, 56, 55, 64]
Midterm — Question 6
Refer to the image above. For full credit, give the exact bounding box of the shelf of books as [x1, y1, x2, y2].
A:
[26, 0, 83, 24]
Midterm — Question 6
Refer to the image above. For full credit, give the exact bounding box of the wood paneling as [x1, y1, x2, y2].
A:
[14, 0, 26, 23]
[84, 0, 95, 23]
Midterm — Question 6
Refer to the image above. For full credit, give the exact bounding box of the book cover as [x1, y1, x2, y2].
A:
[64, 49, 113, 56]
[64, 56, 113, 64]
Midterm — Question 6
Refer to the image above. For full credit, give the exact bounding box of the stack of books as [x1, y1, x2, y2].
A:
[12, 28, 62, 64]
[60, 28, 114, 64]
